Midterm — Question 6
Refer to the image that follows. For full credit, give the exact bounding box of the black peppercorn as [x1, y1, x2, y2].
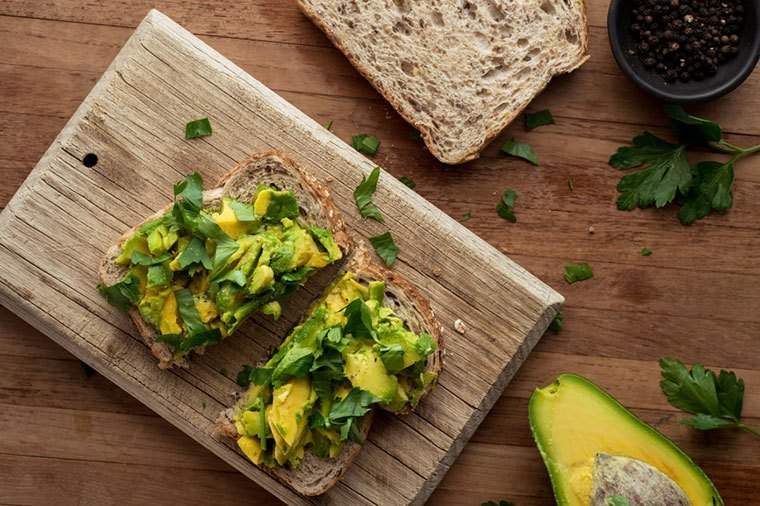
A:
[627, 0, 745, 83]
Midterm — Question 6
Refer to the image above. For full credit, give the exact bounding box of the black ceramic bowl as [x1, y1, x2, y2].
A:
[608, 0, 760, 104]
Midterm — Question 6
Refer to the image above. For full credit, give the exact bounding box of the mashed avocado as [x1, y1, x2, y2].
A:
[97, 173, 343, 360]
[232, 272, 438, 469]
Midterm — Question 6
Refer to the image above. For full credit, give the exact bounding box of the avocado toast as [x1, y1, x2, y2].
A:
[216, 244, 443, 495]
[98, 152, 351, 369]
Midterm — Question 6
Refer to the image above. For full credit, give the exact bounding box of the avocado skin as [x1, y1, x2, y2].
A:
[528, 373, 724, 506]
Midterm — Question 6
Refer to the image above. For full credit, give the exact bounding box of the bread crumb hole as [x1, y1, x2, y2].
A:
[482, 65, 509, 82]
[392, 20, 411, 35]
[564, 28, 578, 44]
[516, 38, 529, 47]
[486, 0, 505, 21]
[400, 60, 417, 76]
[431, 10, 444, 26]
[392, 0, 411, 13]
[540, 0, 556, 15]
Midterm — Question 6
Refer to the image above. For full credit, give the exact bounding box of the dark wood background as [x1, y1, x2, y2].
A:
[1, 1, 758, 504]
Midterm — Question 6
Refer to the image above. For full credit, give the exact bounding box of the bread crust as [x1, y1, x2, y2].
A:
[98, 151, 352, 369]
[296, 0, 590, 165]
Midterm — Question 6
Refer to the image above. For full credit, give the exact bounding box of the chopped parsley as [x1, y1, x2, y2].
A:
[353, 167, 384, 223]
[496, 189, 517, 223]
[501, 139, 539, 165]
[369, 231, 399, 267]
[641, 247, 653, 256]
[185, 118, 212, 139]
[398, 176, 416, 189]
[564, 262, 593, 284]
[525, 109, 555, 130]
[352, 134, 380, 156]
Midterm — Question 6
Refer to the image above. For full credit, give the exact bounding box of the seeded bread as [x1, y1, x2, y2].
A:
[98, 151, 352, 369]
[214, 242, 443, 495]
[297, 0, 589, 164]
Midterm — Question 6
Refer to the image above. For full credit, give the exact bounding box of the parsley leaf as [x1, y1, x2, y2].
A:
[130, 251, 172, 266]
[398, 176, 416, 189]
[329, 388, 379, 424]
[173, 172, 204, 212]
[525, 109, 555, 130]
[343, 299, 375, 340]
[564, 262, 593, 284]
[352, 134, 380, 156]
[147, 264, 171, 288]
[658, 358, 760, 438]
[665, 104, 722, 145]
[324, 120, 333, 131]
[501, 139, 539, 165]
[97, 273, 140, 312]
[175, 288, 207, 336]
[496, 189, 517, 223]
[549, 311, 563, 332]
[377, 343, 405, 374]
[185, 118, 212, 139]
[353, 167, 384, 223]
[677, 160, 734, 225]
[611, 132, 692, 210]
[236, 365, 254, 387]
[177, 236, 212, 270]
[607, 496, 630, 506]
[641, 247, 653, 257]
[414, 333, 436, 356]
[460, 210, 472, 223]
[228, 199, 257, 222]
[369, 231, 399, 267]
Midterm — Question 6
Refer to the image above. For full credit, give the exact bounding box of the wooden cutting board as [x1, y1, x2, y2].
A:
[0, 10, 561, 505]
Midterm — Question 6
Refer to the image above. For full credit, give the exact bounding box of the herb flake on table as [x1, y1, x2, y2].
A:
[496, 189, 517, 223]
[659, 357, 760, 439]
[525, 109, 555, 130]
[352, 134, 380, 156]
[641, 247, 653, 256]
[185, 117, 212, 139]
[460, 210, 472, 223]
[324, 120, 333, 131]
[398, 176, 416, 189]
[369, 231, 399, 267]
[567, 177, 574, 191]
[353, 167, 384, 223]
[549, 311, 563, 332]
[501, 139, 539, 166]
[564, 262, 593, 284]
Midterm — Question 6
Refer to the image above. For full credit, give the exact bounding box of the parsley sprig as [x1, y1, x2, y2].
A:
[659, 358, 760, 439]
[611, 105, 760, 225]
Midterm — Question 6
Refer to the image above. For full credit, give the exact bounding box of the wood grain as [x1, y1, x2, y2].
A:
[0, 9, 561, 505]
[1, 1, 760, 505]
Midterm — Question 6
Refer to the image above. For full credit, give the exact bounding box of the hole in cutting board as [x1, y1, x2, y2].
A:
[83, 153, 98, 168]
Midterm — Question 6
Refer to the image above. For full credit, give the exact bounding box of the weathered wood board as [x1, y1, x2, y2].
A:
[0, 10, 561, 505]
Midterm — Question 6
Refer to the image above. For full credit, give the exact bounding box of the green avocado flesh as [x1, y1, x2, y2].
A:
[528, 374, 723, 506]
[98, 173, 342, 359]
[233, 272, 438, 469]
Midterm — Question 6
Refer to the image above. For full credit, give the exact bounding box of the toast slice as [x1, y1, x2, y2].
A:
[297, 0, 589, 164]
[99, 151, 351, 369]
[215, 243, 443, 495]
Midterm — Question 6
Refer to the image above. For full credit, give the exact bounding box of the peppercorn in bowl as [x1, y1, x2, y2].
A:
[608, 0, 760, 103]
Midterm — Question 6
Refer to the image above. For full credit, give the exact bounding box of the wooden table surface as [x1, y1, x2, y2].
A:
[1, 2, 759, 505]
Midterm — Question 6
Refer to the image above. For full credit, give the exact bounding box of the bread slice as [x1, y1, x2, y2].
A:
[214, 242, 443, 495]
[99, 151, 351, 369]
[297, 0, 589, 164]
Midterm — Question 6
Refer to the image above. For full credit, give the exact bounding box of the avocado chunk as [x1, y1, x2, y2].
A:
[591, 453, 689, 505]
[344, 346, 398, 403]
[529, 373, 723, 506]
[268, 377, 315, 460]
[212, 198, 249, 239]
[237, 436, 264, 465]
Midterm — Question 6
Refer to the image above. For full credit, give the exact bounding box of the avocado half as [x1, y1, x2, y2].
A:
[528, 373, 723, 506]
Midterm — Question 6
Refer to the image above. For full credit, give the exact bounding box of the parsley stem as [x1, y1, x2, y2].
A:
[738, 423, 760, 440]
[710, 140, 742, 154]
